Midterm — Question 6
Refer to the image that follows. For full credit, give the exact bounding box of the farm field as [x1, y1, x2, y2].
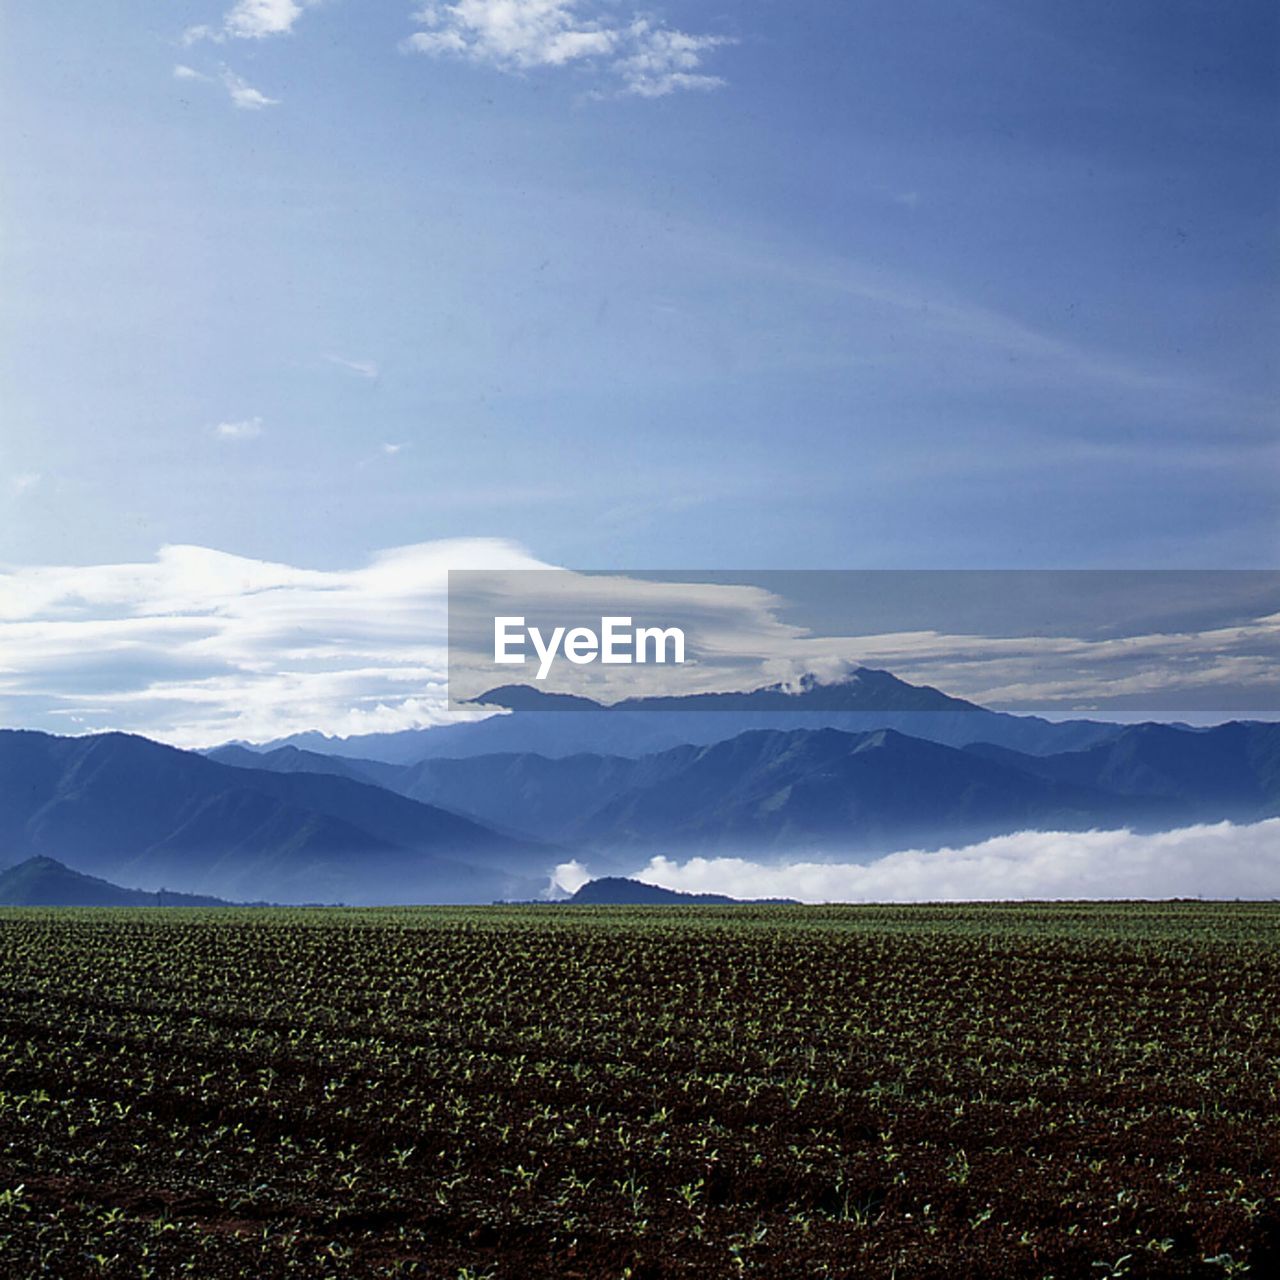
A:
[0, 903, 1277, 1278]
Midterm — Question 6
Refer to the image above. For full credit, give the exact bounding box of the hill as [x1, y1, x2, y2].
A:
[0, 857, 235, 907]
[567, 877, 740, 904]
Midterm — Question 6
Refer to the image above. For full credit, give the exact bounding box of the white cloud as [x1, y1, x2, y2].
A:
[625, 821, 1280, 902]
[174, 64, 280, 109]
[184, 0, 320, 44]
[0, 540, 550, 747]
[324, 354, 380, 379]
[551, 859, 591, 895]
[404, 1, 733, 97]
[220, 70, 281, 109]
[213, 416, 265, 439]
[610, 18, 730, 98]
[9, 472, 42, 496]
[179, 26, 220, 47]
[225, 0, 316, 39]
[381, 442, 406, 455]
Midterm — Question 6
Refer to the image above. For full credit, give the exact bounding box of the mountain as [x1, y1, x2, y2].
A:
[567, 877, 738, 905]
[256, 670, 1122, 765]
[0, 730, 556, 905]
[226, 710, 1280, 858]
[0, 857, 235, 908]
[206, 743, 406, 791]
[380, 726, 1183, 856]
[965, 721, 1280, 820]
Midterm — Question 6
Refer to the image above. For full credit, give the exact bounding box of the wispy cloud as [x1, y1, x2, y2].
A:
[403, 2, 734, 98]
[8, 472, 42, 497]
[617, 820, 1280, 902]
[324, 354, 380, 379]
[173, 64, 280, 109]
[381, 442, 406, 455]
[220, 69, 281, 109]
[212, 416, 264, 439]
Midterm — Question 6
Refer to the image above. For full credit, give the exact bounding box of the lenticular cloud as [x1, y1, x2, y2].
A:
[628, 820, 1280, 902]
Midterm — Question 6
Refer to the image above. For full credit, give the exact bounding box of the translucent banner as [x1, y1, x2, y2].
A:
[448, 569, 1280, 718]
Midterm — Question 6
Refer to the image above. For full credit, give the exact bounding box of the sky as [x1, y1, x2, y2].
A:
[1, 1, 1278, 741]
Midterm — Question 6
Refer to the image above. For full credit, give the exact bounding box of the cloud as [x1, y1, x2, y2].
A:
[225, 0, 317, 39]
[220, 70, 281, 109]
[9, 472, 42, 496]
[212, 416, 265, 439]
[403, 1, 733, 98]
[324, 354, 380, 379]
[381, 442, 406, 455]
[623, 820, 1280, 902]
[551, 859, 591, 896]
[0, 540, 550, 747]
[183, 0, 320, 44]
[174, 64, 280, 109]
[609, 18, 731, 98]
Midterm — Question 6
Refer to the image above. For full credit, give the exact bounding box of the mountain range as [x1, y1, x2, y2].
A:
[3, 672, 1277, 904]
[211, 719, 1280, 859]
[257, 670, 1123, 763]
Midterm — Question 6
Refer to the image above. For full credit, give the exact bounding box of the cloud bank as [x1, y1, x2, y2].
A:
[0, 540, 547, 747]
[619, 821, 1280, 902]
[404, 2, 734, 97]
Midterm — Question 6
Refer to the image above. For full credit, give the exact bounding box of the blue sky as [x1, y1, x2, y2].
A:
[2, 0, 1274, 577]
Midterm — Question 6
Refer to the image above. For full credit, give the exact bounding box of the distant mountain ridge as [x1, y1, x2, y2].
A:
[214, 717, 1280, 858]
[380, 726, 1181, 855]
[255, 669, 1122, 764]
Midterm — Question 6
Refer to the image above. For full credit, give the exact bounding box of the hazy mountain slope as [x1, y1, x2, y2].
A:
[568, 728, 1172, 856]
[206, 743, 406, 791]
[390, 727, 1180, 855]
